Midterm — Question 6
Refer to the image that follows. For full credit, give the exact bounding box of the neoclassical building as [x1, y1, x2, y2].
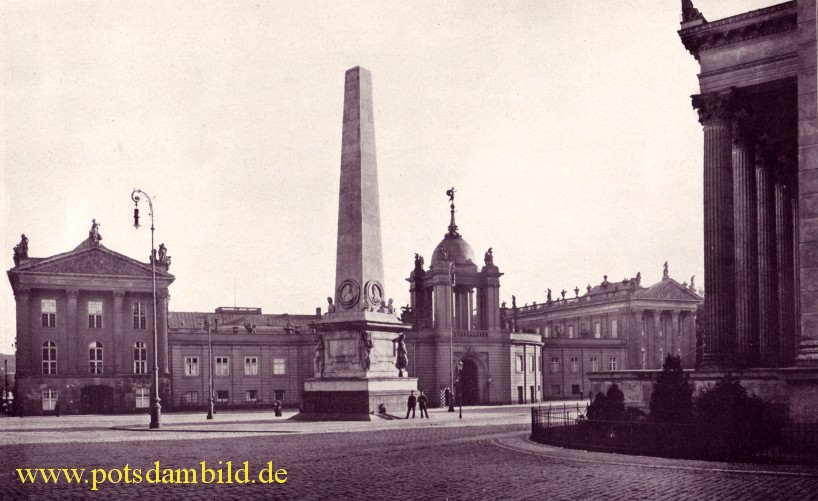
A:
[514, 268, 701, 401]
[7, 228, 174, 415]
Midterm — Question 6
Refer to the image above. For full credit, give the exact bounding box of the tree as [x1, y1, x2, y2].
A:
[587, 384, 626, 421]
[649, 354, 693, 423]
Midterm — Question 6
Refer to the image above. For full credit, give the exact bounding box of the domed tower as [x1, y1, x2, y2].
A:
[406, 189, 504, 406]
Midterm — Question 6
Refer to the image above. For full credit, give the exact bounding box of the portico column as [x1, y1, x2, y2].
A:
[113, 291, 125, 374]
[732, 117, 758, 367]
[693, 90, 736, 368]
[652, 311, 661, 368]
[157, 289, 170, 375]
[670, 310, 680, 357]
[66, 289, 79, 375]
[14, 289, 31, 376]
[776, 158, 797, 366]
[756, 144, 778, 367]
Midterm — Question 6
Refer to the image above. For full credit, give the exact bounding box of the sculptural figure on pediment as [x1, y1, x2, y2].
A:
[12, 234, 29, 266]
[360, 332, 374, 372]
[414, 253, 424, 272]
[313, 335, 325, 377]
[244, 318, 257, 333]
[89, 219, 102, 244]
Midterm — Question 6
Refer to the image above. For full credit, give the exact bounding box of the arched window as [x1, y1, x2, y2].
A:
[133, 341, 147, 374]
[89, 341, 103, 374]
[42, 341, 57, 375]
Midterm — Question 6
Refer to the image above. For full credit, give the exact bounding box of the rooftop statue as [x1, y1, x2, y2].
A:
[89, 219, 102, 244]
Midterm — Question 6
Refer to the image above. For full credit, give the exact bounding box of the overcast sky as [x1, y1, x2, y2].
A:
[1, 0, 780, 352]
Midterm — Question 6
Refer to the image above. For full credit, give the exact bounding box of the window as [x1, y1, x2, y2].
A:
[216, 390, 229, 403]
[42, 341, 57, 375]
[245, 390, 258, 402]
[89, 341, 103, 374]
[571, 384, 581, 395]
[41, 299, 56, 327]
[609, 357, 618, 371]
[133, 341, 147, 374]
[528, 355, 535, 373]
[273, 357, 285, 375]
[544, 326, 550, 339]
[245, 357, 258, 376]
[641, 348, 646, 369]
[568, 325, 575, 339]
[136, 388, 149, 408]
[184, 391, 199, 404]
[88, 301, 103, 328]
[215, 357, 229, 376]
[515, 355, 523, 372]
[550, 357, 560, 373]
[611, 319, 618, 338]
[641, 316, 646, 336]
[659, 319, 664, 337]
[133, 302, 147, 330]
[594, 321, 601, 339]
[42, 389, 58, 411]
[570, 357, 579, 373]
[551, 385, 561, 395]
[659, 348, 664, 364]
[590, 357, 599, 372]
[184, 357, 199, 376]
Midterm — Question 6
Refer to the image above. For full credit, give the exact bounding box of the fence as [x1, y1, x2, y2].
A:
[531, 405, 818, 465]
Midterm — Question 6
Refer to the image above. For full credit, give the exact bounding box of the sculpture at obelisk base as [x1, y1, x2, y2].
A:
[300, 67, 417, 420]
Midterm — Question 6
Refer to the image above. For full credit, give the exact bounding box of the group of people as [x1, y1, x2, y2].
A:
[405, 390, 429, 419]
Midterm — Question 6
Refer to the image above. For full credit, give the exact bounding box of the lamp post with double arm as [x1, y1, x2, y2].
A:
[131, 189, 161, 429]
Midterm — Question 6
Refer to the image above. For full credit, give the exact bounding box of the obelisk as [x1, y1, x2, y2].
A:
[301, 67, 416, 420]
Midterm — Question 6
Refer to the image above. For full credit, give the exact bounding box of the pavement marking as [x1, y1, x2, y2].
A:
[491, 435, 818, 478]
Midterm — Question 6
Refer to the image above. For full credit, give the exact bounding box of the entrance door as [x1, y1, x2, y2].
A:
[80, 385, 114, 414]
[460, 359, 480, 405]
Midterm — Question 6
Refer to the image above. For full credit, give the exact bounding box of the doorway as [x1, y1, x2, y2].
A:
[80, 385, 114, 414]
[459, 358, 480, 405]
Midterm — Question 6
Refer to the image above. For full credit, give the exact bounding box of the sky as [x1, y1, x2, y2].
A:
[1, 0, 781, 352]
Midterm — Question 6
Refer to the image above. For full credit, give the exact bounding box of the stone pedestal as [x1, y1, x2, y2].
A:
[301, 311, 417, 420]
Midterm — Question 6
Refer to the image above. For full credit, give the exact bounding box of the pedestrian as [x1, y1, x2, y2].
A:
[405, 391, 416, 419]
[55, 400, 60, 418]
[418, 390, 429, 418]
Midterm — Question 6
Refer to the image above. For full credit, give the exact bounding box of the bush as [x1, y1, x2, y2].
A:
[694, 374, 787, 459]
[649, 354, 693, 424]
[587, 384, 626, 421]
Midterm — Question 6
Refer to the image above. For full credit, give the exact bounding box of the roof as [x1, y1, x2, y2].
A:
[168, 311, 318, 330]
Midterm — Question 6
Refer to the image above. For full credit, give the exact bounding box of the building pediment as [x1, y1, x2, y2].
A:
[636, 279, 700, 302]
[11, 244, 170, 280]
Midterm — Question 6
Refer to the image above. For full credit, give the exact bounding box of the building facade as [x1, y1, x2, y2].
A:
[514, 267, 701, 400]
[7, 229, 174, 416]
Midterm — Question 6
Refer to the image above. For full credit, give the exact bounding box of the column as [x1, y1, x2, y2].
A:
[732, 117, 759, 367]
[670, 310, 680, 358]
[113, 291, 125, 374]
[66, 289, 79, 375]
[651, 310, 660, 368]
[15, 289, 31, 376]
[776, 159, 796, 366]
[693, 90, 736, 368]
[157, 289, 170, 375]
[756, 143, 778, 367]
[433, 284, 452, 331]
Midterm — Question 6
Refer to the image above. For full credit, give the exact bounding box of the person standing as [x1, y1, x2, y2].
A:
[405, 391, 417, 419]
[417, 390, 429, 418]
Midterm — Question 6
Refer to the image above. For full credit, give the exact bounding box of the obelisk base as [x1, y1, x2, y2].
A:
[299, 377, 419, 421]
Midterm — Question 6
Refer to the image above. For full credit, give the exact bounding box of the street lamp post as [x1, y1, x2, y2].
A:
[2, 359, 7, 415]
[448, 260, 456, 413]
[131, 189, 161, 429]
[457, 359, 463, 419]
[203, 319, 215, 420]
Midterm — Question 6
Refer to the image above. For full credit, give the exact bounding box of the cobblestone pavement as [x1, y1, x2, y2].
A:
[1, 405, 817, 500]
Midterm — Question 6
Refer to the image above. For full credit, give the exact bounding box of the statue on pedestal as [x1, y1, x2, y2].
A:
[393, 334, 408, 377]
[484, 247, 493, 266]
[313, 335, 325, 377]
[326, 297, 336, 314]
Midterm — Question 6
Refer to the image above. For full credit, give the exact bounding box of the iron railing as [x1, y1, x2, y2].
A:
[531, 404, 818, 465]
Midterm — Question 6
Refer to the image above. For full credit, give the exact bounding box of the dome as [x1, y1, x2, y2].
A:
[431, 234, 476, 266]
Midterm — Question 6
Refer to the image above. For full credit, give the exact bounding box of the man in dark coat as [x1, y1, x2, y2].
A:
[417, 390, 429, 418]
[405, 391, 416, 419]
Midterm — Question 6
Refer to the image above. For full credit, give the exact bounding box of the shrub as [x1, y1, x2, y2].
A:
[649, 354, 693, 424]
[694, 374, 787, 459]
[587, 384, 626, 421]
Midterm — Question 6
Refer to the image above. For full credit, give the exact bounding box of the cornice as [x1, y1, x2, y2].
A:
[679, 2, 796, 61]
